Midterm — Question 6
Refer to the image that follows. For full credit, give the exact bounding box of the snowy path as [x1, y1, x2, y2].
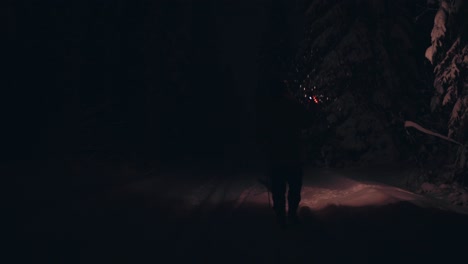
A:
[47, 165, 468, 263]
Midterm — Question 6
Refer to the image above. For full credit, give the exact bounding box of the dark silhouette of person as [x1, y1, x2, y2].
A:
[260, 81, 314, 228]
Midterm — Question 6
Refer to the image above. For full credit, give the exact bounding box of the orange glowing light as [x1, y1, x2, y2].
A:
[312, 96, 319, 104]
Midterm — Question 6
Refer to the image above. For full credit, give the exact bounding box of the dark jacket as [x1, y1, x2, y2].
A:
[259, 94, 314, 164]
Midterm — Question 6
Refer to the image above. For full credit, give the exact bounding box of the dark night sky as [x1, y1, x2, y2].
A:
[8, 0, 306, 165]
[162, 0, 304, 164]
[7, 0, 433, 165]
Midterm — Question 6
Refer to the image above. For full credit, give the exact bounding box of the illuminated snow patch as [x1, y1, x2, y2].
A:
[300, 183, 421, 210]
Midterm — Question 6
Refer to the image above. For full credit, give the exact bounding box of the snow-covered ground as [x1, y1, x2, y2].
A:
[122, 164, 468, 217]
[28, 164, 468, 263]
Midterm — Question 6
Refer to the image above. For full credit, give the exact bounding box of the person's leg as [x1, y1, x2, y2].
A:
[270, 164, 287, 227]
[287, 163, 303, 219]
